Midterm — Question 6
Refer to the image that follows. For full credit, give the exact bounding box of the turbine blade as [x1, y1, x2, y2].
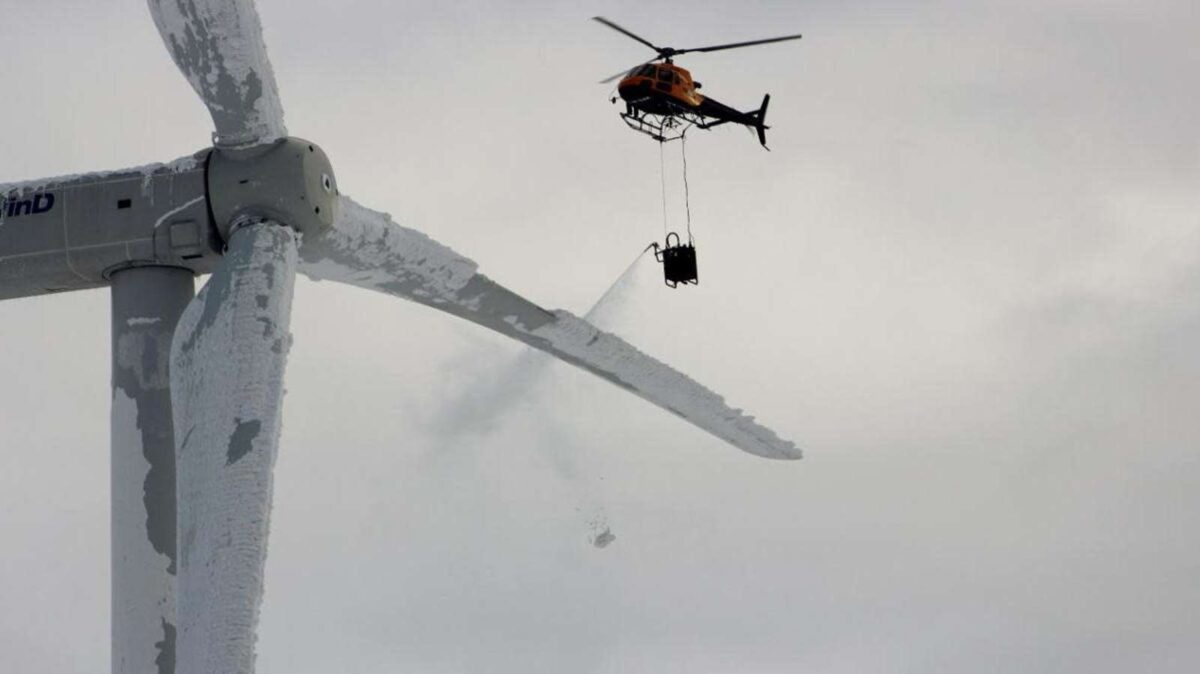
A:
[170, 224, 299, 673]
[299, 197, 801, 460]
[147, 0, 287, 148]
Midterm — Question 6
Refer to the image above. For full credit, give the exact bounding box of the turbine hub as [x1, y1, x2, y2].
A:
[206, 137, 339, 244]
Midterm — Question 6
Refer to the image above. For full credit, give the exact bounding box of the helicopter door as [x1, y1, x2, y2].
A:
[656, 68, 673, 92]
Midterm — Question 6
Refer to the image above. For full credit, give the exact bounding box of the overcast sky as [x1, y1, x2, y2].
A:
[2, 1, 1199, 672]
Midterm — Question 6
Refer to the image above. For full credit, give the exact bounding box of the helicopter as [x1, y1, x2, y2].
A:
[594, 17, 802, 148]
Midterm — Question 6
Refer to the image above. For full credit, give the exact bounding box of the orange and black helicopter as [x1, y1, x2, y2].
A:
[594, 17, 802, 149]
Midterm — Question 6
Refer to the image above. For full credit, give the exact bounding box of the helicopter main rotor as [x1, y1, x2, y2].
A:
[593, 16, 803, 83]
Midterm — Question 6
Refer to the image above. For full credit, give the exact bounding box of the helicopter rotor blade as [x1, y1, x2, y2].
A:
[675, 33, 803, 56]
[592, 16, 664, 54]
[599, 56, 660, 85]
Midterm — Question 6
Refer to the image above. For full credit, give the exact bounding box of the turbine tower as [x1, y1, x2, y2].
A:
[0, 2, 801, 672]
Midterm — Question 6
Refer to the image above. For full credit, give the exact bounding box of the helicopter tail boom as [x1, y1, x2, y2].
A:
[693, 93, 772, 149]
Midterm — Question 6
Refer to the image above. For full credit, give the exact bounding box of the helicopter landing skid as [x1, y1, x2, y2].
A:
[620, 109, 703, 144]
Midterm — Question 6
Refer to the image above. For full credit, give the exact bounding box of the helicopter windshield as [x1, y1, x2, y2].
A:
[635, 65, 656, 77]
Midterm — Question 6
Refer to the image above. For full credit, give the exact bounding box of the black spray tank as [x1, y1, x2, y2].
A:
[652, 232, 698, 288]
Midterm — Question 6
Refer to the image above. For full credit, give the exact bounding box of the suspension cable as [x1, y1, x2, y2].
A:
[680, 132, 693, 244]
[658, 139, 668, 238]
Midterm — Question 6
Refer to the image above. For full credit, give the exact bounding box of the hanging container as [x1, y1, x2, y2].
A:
[653, 232, 698, 288]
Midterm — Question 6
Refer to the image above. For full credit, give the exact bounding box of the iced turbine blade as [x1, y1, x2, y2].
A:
[147, 0, 287, 147]
[170, 224, 299, 673]
[299, 197, 801, 460]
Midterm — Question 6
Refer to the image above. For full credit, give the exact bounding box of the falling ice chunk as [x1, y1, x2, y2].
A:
[591, 528, 616, 549]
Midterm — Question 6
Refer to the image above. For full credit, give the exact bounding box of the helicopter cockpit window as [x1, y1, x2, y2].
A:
[636, 65, 656, 77]
[657, 68, 673, 82]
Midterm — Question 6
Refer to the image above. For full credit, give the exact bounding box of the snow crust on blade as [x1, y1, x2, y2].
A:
[170, 224, 298, 674]
[147, 0, 287, 147]
[299, 196, 800, 460]
[527, 311, 800, 459]
[300, 196, 479, 298]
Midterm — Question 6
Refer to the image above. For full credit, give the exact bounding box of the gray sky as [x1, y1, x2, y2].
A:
[2, 0, 1199, 672]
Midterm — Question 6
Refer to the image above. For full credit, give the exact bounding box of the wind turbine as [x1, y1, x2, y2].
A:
[0, 1, 801, 672]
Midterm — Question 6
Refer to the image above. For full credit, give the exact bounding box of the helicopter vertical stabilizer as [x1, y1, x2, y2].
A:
[755, 94, 771, 148]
